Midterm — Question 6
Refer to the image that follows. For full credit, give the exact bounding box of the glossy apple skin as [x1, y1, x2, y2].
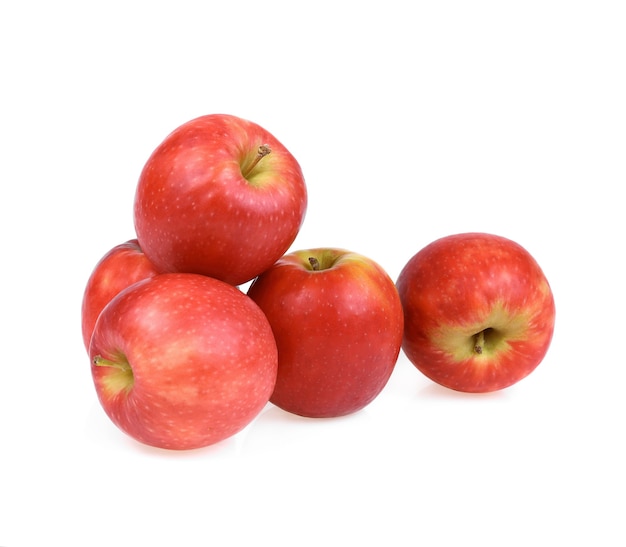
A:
[133, 113, 307, 286]
[247, 249, 404, 418]
[396, 233, 556, 393]
[81, 239, 162, 352]
[89, 273, 278, 450]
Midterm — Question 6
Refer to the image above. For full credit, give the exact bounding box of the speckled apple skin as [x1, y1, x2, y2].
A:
[133, 114, 307, 286]
[90, 273, 278, 450]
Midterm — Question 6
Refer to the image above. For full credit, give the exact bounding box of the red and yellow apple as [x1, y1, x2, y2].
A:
[89, 273, 278, 450]
[133, 113, 307, 286]
[396, 232, 556, 393]
[81, 239, 162, 352]
[247, 248, 404, 418]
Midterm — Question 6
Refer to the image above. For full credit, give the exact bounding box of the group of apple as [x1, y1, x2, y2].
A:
[82, 113, 556, 451]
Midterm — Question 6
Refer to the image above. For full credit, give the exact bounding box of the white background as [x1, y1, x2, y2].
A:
[1, 1, 624, 545]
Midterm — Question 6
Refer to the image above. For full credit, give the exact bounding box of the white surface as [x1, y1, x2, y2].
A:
[1, 1, 625, 546]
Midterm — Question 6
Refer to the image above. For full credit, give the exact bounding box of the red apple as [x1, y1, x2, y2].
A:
[81, 239, 162, 352]
[133, 113, 307, 286]
[247, 248, 404, 418]
[89, 273, 278, 450]
[396, 232, 556, 393]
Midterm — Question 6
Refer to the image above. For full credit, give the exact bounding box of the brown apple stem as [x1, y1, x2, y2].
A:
[242, 144, 272, 177]
[473, 330, 485, 354]
[93, 355, 131, 373]
[308, 257, 321, 271]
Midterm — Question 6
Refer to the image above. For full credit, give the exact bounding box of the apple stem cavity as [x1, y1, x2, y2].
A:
[242, 144, 272, 178]
[474, 330, 486, 354]
[308, 257, 321, 271]
[93, 354, 135, 395]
